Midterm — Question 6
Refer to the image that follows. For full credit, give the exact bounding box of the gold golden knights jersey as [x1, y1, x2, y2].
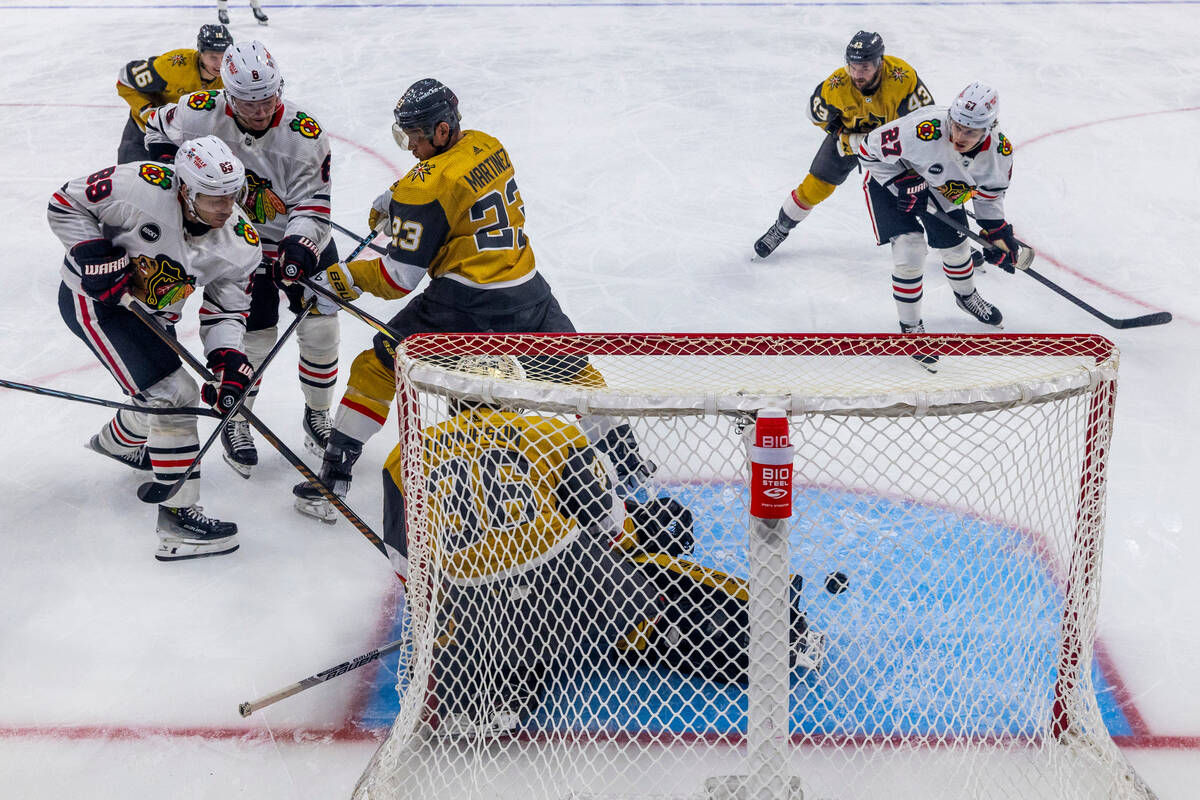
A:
[807, 55, 933, 154]
[377, 130, 537, 291]
[116, 48, 222, 132]
[385, 407, 609, 586]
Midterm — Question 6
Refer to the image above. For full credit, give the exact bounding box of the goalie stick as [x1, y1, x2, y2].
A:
[238, 636, 406, 717]
[0, 378, 219, 417]
[132, 297, 316, 504]
[924, 203, 1172, 330]
[123, 300, 398, 574]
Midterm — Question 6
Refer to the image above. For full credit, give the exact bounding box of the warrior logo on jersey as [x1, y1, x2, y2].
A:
[239, 169, 288, 223]
[234, 219, 260, 246]
[916, 119, 941, 141]
[408, 161, 435, 183]
[138, 163, 174, 189]
[936, 180, 975, 206]
[132, 254, 196, 309]
[169, 54, 187, 67]
[187, 91, 217, 111]
[289, 112, 322, 139]
[997, 133, 1013, 157]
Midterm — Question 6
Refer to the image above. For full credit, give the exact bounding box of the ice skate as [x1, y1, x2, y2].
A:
[220, 418, 257, 478]
[155, 505, 239, 561]
[86, 434, 151, 472]
[292, 480, 339, 524]
[252, 4, 269, 24]
[954, 289, 1004, 327]
[900, 320, 939, 371]
[217, 8, 230, 24]
[301, 405, 332, 458]
[753, 222, 791, 259]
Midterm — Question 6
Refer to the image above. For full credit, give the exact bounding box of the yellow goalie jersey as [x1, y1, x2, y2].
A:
[116, 48, 222, 131]
[388, 407, 610, 585]
[808, 54, 933, 154]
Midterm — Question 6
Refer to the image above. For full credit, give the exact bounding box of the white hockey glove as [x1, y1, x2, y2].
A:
[306, 263, 361, 316]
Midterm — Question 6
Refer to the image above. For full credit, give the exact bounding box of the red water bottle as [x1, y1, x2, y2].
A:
[749, 409, 794, 519]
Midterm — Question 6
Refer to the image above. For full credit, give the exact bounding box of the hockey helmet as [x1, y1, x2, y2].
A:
[174, 135, 245, 209]
[949, 81, 1000, 130]
[392, 78, 461, 149]
[845, 30, 884, 64]
[220, 41, 282, 102]
[455, 354, 524, 381]
[196, 23, 233, 53]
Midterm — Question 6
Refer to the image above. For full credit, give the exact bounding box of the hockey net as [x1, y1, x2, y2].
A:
[354, 332, 1154, 800]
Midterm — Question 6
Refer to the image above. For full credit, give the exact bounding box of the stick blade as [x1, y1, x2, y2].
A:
[1112, 311, 1173, 329]
[238, 702, 253, 718]
[137, 480, 172, 504]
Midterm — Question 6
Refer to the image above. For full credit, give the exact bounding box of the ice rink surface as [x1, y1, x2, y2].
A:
[0, 0, 1197, 797]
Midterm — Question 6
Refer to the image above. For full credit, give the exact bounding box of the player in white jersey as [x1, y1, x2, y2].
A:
[853, 82, 1019, 361]
[48, 136, 261, 561]
[145, 40, 338, 477]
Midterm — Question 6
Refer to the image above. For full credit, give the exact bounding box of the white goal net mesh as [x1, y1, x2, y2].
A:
[353, 332, 1153, 800]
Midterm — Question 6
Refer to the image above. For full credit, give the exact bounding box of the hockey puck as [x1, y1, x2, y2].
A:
[824, 571, 848, 595]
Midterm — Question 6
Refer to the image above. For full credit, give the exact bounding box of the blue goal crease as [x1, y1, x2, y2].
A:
[356, 484, 1135, 739]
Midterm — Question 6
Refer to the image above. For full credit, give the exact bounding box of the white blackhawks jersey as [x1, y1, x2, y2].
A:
[48, 161, 261, 353]
[856, 105, 1015, 221]
[144, 90, 332, 259]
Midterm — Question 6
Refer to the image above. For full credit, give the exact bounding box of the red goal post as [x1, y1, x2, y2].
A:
[355, 332, 1154, 800]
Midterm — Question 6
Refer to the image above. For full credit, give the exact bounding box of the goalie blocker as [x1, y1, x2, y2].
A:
[379, 402, 823, 738]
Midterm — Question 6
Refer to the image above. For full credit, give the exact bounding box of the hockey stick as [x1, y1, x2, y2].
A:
[923, 204, 1172, 329]
[133, 297, 316, 504]
[238, 636, 405, 717]
[330, 219, 388, 255]
[123, 301, 394, 566]
[0, 377, 220, 417]
[299, 276, 403, 343]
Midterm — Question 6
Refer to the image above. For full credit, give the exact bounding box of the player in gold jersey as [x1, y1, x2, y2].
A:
[753, 31, 934, 258]
[293, 80, 652, 521]
[115, 24, 231, 163]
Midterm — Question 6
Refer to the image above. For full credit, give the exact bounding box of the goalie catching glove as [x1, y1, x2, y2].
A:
[71, 239, 132, 305]
[978, 219, 1021, 272]
[305, 262, 362, 315]
[201, 347, 254, 412]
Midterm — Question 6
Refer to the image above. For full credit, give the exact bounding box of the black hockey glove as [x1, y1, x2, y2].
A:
[201, 347, 254, 412]
[146, 141, 178, 163]
[273, 235, 321, 284]
[978, 219, 1020, 273]
[889, 171, 928, 216]
[822, 109, 845, 137]
[71, 239, 132, 305]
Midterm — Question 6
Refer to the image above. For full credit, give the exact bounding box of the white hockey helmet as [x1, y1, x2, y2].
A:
[949, 81, 999, 130]
[174, 135, 245, 208]
[220, 40, 282, 102]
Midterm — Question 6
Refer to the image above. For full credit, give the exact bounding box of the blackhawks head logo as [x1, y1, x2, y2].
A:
[289, 111, 322, 139]
[238, 169, 288, 224]
[138, 163, 173, 189]
[916, 119, 941, 141]
[131, 254, 196, 309]
[234, 219, 260, 246]
[997, 132, 1013, 156]
[186, 91, 218, 111]
[936, 180, 975, 206]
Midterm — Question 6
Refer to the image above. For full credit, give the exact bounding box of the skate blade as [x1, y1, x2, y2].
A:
[294, 496, 338, 525]
[155, 536, 239, 561]
[221, 453, 254, 479]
